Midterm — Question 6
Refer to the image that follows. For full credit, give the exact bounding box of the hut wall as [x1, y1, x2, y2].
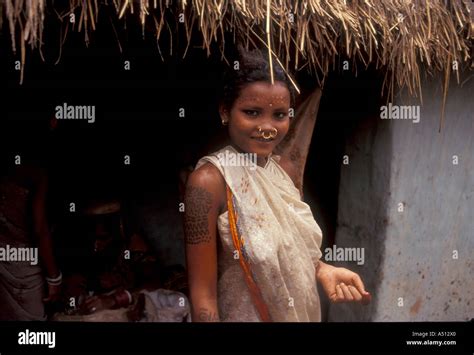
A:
[327, 75, 473, 321]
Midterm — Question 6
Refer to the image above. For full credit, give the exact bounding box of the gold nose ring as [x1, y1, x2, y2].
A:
[262, 131, 273, 139]
[257, 126, 278, 140]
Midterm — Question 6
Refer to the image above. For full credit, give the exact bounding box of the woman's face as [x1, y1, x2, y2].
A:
[221, 81, 291, 159]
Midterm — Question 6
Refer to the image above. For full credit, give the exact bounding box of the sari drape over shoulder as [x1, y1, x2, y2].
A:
[195, 145, 323, 322]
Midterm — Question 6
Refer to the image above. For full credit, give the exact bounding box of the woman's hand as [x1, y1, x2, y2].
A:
[81, 294, 116, 314]
[316, 261, 371, 304]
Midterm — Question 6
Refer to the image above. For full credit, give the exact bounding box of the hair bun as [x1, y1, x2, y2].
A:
[237, 44, 265, 66]
[220, 42, 297, 111]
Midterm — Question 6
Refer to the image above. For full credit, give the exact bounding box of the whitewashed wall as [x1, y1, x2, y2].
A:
[328, 74, 473, 321]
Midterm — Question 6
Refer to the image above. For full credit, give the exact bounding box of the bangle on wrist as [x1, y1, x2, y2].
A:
[46, 271, 62, 286]
[124, 290, 133, 304]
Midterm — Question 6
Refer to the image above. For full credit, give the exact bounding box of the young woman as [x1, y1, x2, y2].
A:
[184, 47, 371, 322]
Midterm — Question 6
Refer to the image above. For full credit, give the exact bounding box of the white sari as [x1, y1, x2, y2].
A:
[196, 145, 323, 322]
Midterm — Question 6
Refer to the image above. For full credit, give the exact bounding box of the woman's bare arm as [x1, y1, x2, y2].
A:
[31, 167, 62, 303]
[184, 163, 226, 322]
[31, 168, 59, 279]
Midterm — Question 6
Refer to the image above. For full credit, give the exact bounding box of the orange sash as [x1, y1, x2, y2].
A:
[226, 185, 272, 322]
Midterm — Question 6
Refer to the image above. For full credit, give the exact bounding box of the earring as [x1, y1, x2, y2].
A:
[222, 118, 229, 126]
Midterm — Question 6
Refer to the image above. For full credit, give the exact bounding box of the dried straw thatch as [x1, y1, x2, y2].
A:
[2, 1, 473, 107]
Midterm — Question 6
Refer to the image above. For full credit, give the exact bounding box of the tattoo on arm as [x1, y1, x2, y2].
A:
[184, 185, 213, 244]
[197, 307, 219, 322]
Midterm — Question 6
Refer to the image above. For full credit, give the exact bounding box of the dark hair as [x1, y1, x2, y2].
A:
[220, 45, 296, 112]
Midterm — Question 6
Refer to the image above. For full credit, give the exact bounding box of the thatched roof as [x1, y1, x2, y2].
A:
[2, 0, 473, 104]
